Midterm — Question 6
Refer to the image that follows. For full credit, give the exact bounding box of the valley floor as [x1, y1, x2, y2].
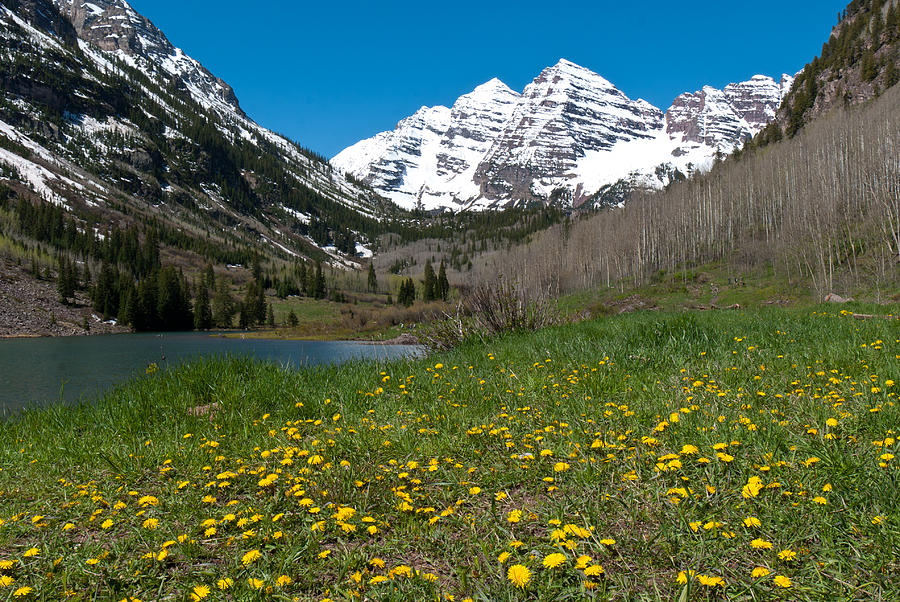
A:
[0, 306, 898, 600]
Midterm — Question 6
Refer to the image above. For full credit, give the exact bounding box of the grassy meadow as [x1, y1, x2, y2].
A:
[0, 306, 898, 600]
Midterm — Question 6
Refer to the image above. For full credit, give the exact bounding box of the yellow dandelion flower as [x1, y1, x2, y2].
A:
[247, 578, 264, 590]
[751, 538, 773, 550]
[698, 575, 724, 587]
[216, 578, 233, 590]
[12, 586, 33, 598]
[742, 476, 764, 498]
[773, 575, 792, 588]
[778, 549, 797, 561]
[507, 564, 531, 588]
[498, 552, 511, 564]
[189, 585, 210, 601]
[22, 548, 39, 558]
[751, 567, 771, 578]
[542, 553, 566, 569]
[241, 549, 262, 566]
[584, 564, 604, 576]
[507, 509, 522, 523]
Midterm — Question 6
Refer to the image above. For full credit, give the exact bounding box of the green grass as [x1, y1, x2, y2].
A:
[0, 306, 899, 600]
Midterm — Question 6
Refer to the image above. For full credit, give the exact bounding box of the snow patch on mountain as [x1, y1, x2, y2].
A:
[333, 60, 793, 211]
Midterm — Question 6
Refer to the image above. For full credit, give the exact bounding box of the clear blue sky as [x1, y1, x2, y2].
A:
[129, 0, 848, 158]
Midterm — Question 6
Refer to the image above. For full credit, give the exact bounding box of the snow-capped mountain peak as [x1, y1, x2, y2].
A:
[53, 0, 242, 115]
[333, 61, 792, 211]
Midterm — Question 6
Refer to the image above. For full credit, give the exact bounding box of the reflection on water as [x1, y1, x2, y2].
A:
[0, 332, 422, 413]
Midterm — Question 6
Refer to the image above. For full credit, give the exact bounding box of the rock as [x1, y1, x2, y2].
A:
[824, 293, 853, 303]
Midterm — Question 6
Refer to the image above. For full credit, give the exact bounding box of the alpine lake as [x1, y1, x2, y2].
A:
[0, 332, 423, 414]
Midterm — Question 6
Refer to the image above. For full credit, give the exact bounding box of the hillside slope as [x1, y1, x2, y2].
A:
[0, 0, 393, 266]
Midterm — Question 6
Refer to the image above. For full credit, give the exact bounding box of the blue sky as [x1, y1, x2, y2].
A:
[130, 0, 849, 158]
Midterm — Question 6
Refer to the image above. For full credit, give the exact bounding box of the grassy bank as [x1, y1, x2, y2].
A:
[0, 306, 898, 600]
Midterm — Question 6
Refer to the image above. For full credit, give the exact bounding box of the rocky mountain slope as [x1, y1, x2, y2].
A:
[333, 60, 792, 211]
[769, 0, 899, 140]
[0, 0, 391, 265]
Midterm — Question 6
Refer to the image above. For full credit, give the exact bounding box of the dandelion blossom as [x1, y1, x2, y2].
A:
[773, 575, 792, 588]
[189, 585, 210, 601]
[507, 564, 531, 588]
[778, 549, 797, 561]
[241, 549, 262, 566]
[751, 567, 771, 578]
[542, 553, 566, 569]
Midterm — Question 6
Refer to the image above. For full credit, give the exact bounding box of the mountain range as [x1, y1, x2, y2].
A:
[333, 60, 794, 211]
[0, 0, 387, 264]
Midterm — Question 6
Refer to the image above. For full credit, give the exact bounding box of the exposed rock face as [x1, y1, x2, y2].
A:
[474, 60, 664, 205]
[13, 0, 78, 46]
[333, 60, 793, 211]
[53, 0, 241, 113]
[0, 0, 384, 265]
[724, 74, 795, 130]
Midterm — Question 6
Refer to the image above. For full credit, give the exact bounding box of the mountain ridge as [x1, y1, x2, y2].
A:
[0, 0, 394, 267]
[332, 60, 793, 212]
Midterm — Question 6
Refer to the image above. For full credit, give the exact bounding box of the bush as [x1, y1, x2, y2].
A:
[422, 279, 560, 350]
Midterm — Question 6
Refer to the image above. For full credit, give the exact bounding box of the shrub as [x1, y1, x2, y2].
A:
[422, 279, 560, 350]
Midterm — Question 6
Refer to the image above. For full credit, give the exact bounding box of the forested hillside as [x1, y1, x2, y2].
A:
[754, 0, 899, 145]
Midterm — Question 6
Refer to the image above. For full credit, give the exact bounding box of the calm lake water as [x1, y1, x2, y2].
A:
[0, 332, 422, 414]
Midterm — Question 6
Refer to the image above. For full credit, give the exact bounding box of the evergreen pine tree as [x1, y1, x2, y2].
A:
[314, 262, 326, 299]
[136, 271, 159, 331]
[242, 281, 259, 327]
[204, 263, 215, 291]
[194, 281, 213, 330]
[437, 260, 449, 301]
[287, 309, 299, 327]
[298, 262, 308, 296]
[367, 262, 377, 292]
[57, 256, 74, 304]
[212, 275, 235, 328]
[885, 60, 899, 88]
[422, 260, 435, 302]
[266, 303, 275, 328]
[861, 49, 878, 81]
[157, 266, 193, 331]
[254, 279, 267, 324]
